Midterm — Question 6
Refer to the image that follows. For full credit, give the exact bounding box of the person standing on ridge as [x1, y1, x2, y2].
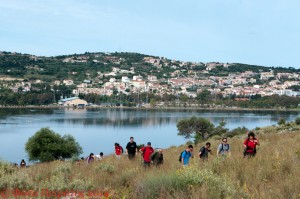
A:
[20, 159, 26, 168]
[126, 137, 138, 160]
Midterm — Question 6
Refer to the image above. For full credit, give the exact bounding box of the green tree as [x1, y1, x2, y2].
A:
[278, 118, 286, 126]
[197, 89, 211, 102]
[25, 128, 82, 162]
[295, 117, 300, 125]
[177, 116, 222, 143]
[150, 98, 156, 108]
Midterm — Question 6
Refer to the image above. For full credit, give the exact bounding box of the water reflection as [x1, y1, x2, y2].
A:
[44, 108, 299, 129]
[0, 108, 299, 163]
[51, 110, 178, 127]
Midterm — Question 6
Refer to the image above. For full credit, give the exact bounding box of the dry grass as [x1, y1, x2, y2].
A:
[1, 126, 300, 198]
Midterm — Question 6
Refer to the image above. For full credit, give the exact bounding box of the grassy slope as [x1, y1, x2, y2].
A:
[1, 124, 300, 199]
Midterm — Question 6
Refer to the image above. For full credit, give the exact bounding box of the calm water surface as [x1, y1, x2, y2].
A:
[0, 108, 299, 163]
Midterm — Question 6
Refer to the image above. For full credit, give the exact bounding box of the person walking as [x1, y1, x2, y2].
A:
[95, 152, 104, 160]
[115, 143, 123, 159]
[150, 148, 164, 167]
[198, 142, 212, 161]
[243, 131, 260, 158]
[180, 145, 194, 166]
[139, 142, 154, 167]
[217, 138, 230, 158]
[126, 137, 138, 160]
[86, 153, 95, 164]
[20, 159, 26, 168]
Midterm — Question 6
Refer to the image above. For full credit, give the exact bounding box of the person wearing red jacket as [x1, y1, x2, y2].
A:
[243, 131, 260, 158]
[139, 142, 154, 167]
[115, 143, 123, 159]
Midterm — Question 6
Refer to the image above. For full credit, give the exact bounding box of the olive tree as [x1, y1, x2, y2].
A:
[177, 116, 226, 143]
[25, 128, 82, 162]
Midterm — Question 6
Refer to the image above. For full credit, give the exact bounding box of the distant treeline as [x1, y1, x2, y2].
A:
[1, 88, 300, 109]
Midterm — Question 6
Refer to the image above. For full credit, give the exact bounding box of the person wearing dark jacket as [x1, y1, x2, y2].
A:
[150, 149, 163, 167]
[126, 137, 138, 160]
[20, 159, 26, 168]
[198, 142, 212, 161]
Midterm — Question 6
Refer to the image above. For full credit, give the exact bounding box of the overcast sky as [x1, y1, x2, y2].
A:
[0, 0, 299, 68]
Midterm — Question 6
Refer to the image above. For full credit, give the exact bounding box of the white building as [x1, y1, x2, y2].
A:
[260, 72, 274, 80]
[58, 97, 88, 107]
[63, 79, 74, 86]
[109, 78, 116, 83]
[148, 75, 158, 82]
[121, 76, 130, 83]
[133, 75, 143, 81]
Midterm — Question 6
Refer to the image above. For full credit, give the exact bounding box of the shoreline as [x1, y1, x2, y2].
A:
[0, 105, 300, 113]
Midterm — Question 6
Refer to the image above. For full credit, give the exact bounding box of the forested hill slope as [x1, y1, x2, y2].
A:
[0, 51, 297, 83]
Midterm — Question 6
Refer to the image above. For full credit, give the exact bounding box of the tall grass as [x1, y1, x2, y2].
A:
[1, 127, 300, 198]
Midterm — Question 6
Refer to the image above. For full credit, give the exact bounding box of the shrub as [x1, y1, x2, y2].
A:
[69, 178, 94, 191]
[0, 161, 16, 177]
[0, 163, 32, 191]
[227, 126, 248, 138]
[95, 163, 115, 174]
[295, 117, 300, 125]
[278, 118, 286, 126]
[134, 172, 186, 199]
[176, 165, 248, 198]
[25, 128, 83, 162]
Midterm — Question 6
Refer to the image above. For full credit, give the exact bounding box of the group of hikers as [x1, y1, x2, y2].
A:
[180, 131, 260, 166]
[16, 131, 259, 168]
[82, 137, 164, 167]
[82, 131, 259, 167]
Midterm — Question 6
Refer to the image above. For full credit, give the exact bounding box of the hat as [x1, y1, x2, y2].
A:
[147, 142, 151, 145]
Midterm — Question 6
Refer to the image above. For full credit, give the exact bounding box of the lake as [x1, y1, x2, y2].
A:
[0, 108, 299, 163]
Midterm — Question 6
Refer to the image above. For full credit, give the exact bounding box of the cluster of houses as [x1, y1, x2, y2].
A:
[1, 53, 300, 107]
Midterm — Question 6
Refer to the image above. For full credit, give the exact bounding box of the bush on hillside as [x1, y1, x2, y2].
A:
[25, 128, 82, 162]
[226, 126, 249, 138]
[295, 117, 300, 125]
[278, 118, 286, 126]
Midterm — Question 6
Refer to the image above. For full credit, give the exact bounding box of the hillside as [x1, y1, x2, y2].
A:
[1, 124, 300, 198]
[0, 51, 298, 83]
[1, 51, 300, 109]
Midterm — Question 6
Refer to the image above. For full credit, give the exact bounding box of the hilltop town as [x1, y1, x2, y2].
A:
[0, 51, 300, 108]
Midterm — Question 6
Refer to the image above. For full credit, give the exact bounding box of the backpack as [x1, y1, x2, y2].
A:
[179, 151, 186, 162]
[199, 147, 205, 158]
[151, 152, 157, 161]
[120, 146, 124, 153]
[219, 143, 230, 153]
